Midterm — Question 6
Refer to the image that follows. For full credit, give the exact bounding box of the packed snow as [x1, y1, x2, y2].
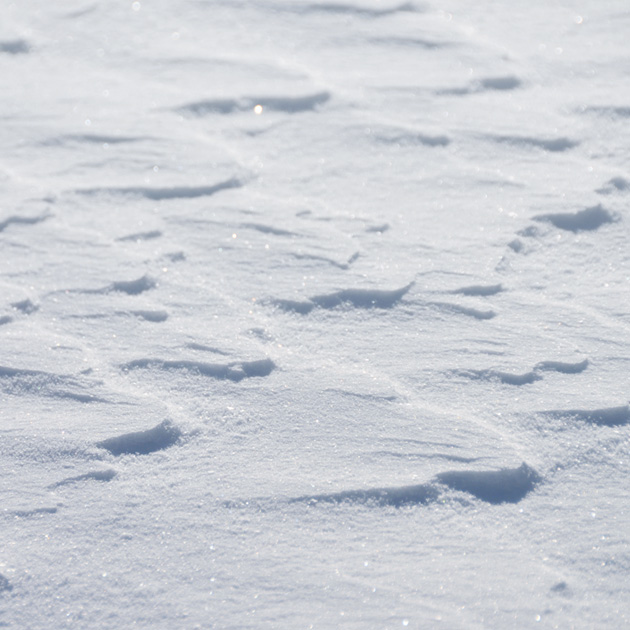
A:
[1, 0, 629, 628]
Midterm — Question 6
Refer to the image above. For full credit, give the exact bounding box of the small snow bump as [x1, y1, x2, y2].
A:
[541, 405, 629, 426]
[96, 420, 181, 456]
[533, 205, 615, 232]
[110, 275, 156, 295]
[310, 282, 414, 310]
[131, 310, 168, 322]
[290, 483, 439, 508]
[179, 92, 331, 116]
[435, 463, 540, 504]
[50, 469, 117, 489]
[451, 283, 503, 297]
[430, 302, 496, 320]
[117, 230, 162, 242]
[11, 299, 39, 314]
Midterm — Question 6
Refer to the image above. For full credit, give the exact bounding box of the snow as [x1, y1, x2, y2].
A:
[1, 0, 629, 628]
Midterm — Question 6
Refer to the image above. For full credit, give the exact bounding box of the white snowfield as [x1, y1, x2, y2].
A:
[1, 0, 629, 628]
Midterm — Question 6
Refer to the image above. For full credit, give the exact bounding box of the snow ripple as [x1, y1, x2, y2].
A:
[288, 463, 540, 507]
[120, 358, 276, 381]
[76, 178, 242, 200]
[540, 405, 630, 427]
[178, 92, 330, 116]
[271, 282, 413, 313]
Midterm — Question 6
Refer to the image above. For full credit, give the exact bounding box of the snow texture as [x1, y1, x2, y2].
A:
[1, 0, 630, 628]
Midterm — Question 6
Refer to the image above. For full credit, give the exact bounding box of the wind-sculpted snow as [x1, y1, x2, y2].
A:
[291, 251, 359, 269]
[435, 463, 540, 504]
[0, 213, 49, 233]
[11, 299, 38, 314]
[121, 358, 276, 381]
[0, 39, 30, 54]
[289, 463, 539, 507]
[597, 177, 630, 194]
[240, 223, 298, 237]
[76, 178, 243, 200]
[540, 405, 629, 427]
[450, 284, 504, 297]
[117, 230, 162, 242]
[533, 205, 616, 232]
[13, 507, 58, 518]
[456, 358, 589, 386]
[185, 342, 231, 355]
[110, 275, 156, 295]
[311, 283, 414, 309]
[487, 135, 578, 152]
[271, 299, 317, 314]
[582, 105, 630, 119]
[372, 127, 451, 147]
[43, 134, 142, 147]
[534, 359, 589, 374]
[130, 310, 168, 323]
[0, 365, 111, 403]
[96, 420, 181, 456]
[458, 369, 541, 386]
[240, 1, 420, 18]
[290, 483, 439, 507]
[271, 282, 413, 313]
[429, 301, 497, 320]
[368, 35, 453, 49]
[178, 92, 330, 116]
[441, 75, 522, 95]
[0, 574, 12, 592]
[3, 0, 630, 627]
[49, 469, 117, 489]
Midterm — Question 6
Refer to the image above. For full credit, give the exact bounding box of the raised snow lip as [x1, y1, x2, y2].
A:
[75, 177, 243, 200]
[289, 483, 439, 507]
[110, 275, 156, 295]
[120, 358, 276, 381]
[311, 283, 414, 309]
[49, 469, 117, 489]
[540, 404, 629, 427]
[96, 420, 181, 456]
[284, 463, 540, 508]
[435, 463, 540, 504]
[178, 92, 331, 116]
[271, 282, 414, 313]
[533, 204, 616, 232]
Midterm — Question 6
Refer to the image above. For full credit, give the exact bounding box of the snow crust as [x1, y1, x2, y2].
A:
[1, 0, 629, 628]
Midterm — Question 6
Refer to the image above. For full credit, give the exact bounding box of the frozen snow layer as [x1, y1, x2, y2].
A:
[1, 0, 630, 627]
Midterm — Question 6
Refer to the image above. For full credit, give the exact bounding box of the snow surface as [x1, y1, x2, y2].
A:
[1, 0, 630, 628]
